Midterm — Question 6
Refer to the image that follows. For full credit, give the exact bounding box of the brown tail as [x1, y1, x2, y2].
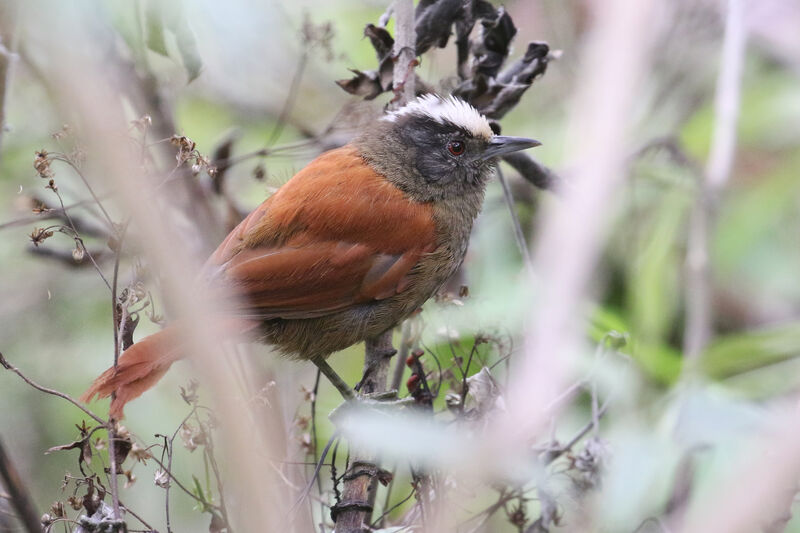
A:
[80, 327, 183, 419]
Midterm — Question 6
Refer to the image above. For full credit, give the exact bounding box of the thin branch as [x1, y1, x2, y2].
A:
[497, 165, 535, 279]
[291, 432, 339, 517]
[49, 187, 112, 291]
[370, 486, 416, 528]
[52, 156, 116, 231]
[106, 219, 130, 524]
[111, 219, 130, 366]
[501, 152, 558, 191]
[0, 2, 18, 160]
[0, 195, 114, 232]
[310, 368, 327, 533]
[148, 454, 215, 511]
[0, 352, 106, 425]
[540, 404, 609, 466]
[266, 50, 308, 146]
[118, 500, 156, 533]
[683, 0, 747, 362]
[390, 320, 413, 393]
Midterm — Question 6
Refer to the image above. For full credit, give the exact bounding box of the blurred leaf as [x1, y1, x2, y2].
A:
[589, 306, 630, 343]
[634, 342, 682, 384]
[138, 0, 203, 82]
[628, 188, 691, 344]
[714, 151, 800, 275]
[144, 0, 168, 56]
[590, 306, 682, 384]
[681, 64, 800, 158]
[700, 322, 800, 379]
[172, 15, 203, 82]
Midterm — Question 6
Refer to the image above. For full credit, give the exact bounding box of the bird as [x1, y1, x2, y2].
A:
[80, 94, 540, 418]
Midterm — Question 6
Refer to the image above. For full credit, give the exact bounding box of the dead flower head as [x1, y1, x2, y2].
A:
[34, 150, 54, 178]
[171, 134, 197, 165]
[154, 469, 170, 488]
[30, 227, 54, 246]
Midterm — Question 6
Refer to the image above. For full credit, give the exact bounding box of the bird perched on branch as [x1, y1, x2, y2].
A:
[81, 94, 539, 418]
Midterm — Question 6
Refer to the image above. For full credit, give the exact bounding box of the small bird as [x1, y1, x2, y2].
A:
[81, 94, 539, 418]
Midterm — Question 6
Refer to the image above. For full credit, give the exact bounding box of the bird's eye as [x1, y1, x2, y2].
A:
[447, 140, 465, 156]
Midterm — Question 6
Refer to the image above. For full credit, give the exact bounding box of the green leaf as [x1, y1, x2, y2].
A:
[191, 475, 212, 512]
[589, 306, 682, 384]
[627, 188, 691, 345]
[144, 0, 169, 56]
[700, 323, 800, 380]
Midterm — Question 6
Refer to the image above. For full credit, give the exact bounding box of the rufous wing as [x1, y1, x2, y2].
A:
[206, 146, 437, 320]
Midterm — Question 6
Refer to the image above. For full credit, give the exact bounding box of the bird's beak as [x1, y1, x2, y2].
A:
[481, 136, 541, 160]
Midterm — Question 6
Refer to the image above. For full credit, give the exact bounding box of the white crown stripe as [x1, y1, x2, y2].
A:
[383, 95, 494, 140]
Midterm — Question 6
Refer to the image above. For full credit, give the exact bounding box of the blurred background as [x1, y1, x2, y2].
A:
[1, 0, 800, 532]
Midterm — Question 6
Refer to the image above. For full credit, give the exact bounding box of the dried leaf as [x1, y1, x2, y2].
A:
[130, 443, 151, 464]
[414, 0, 464, 54]
[336, 69, 384, 99]
[364, 23, 394, 60]
[376, 469, 394, 486]
[123, 470, 137, 488]
[210, 131, 239, 194]
[465, 366, 505, 417]
[497, 41, 550, 85]
[50, 501, 66, 519]
[46, 437, 93, 467]
[67, 495, 83, 511]
[112, 430, 133, 470]
[29, 227, 54, 247]
[180, 379, 200, 405]
[209, 513, 225, 533]
[473, 7, 517, 78]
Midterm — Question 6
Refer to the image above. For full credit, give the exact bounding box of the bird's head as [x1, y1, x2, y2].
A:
[355, 94, 540, 202]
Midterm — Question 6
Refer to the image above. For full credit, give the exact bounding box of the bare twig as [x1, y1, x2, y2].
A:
[266, 50, 308, 146]
[106, 219, 130, 524]
[51, 156, 116, 232]
[0, 2, 18, 159]
[540, 404, 609, 466]
[106, 429, 122, 521]
[0, 438, 40, 533]
[310, 369, 327, 533]
[0, 351, 106, 425]
[47, 187, 113, 291]
[501, 152, 558, 191]
[497, 165, 535, 279]
[683, 0, 747, 362]
[0, 194, 115, 232]
[292, 432, 339, 517]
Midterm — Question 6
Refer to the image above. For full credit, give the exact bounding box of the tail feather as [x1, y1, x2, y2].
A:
[80, 327, 182, 419]
[81, 318, 259, 419]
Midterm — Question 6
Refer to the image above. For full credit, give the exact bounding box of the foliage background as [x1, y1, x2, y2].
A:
[1, 0, 800, 531]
